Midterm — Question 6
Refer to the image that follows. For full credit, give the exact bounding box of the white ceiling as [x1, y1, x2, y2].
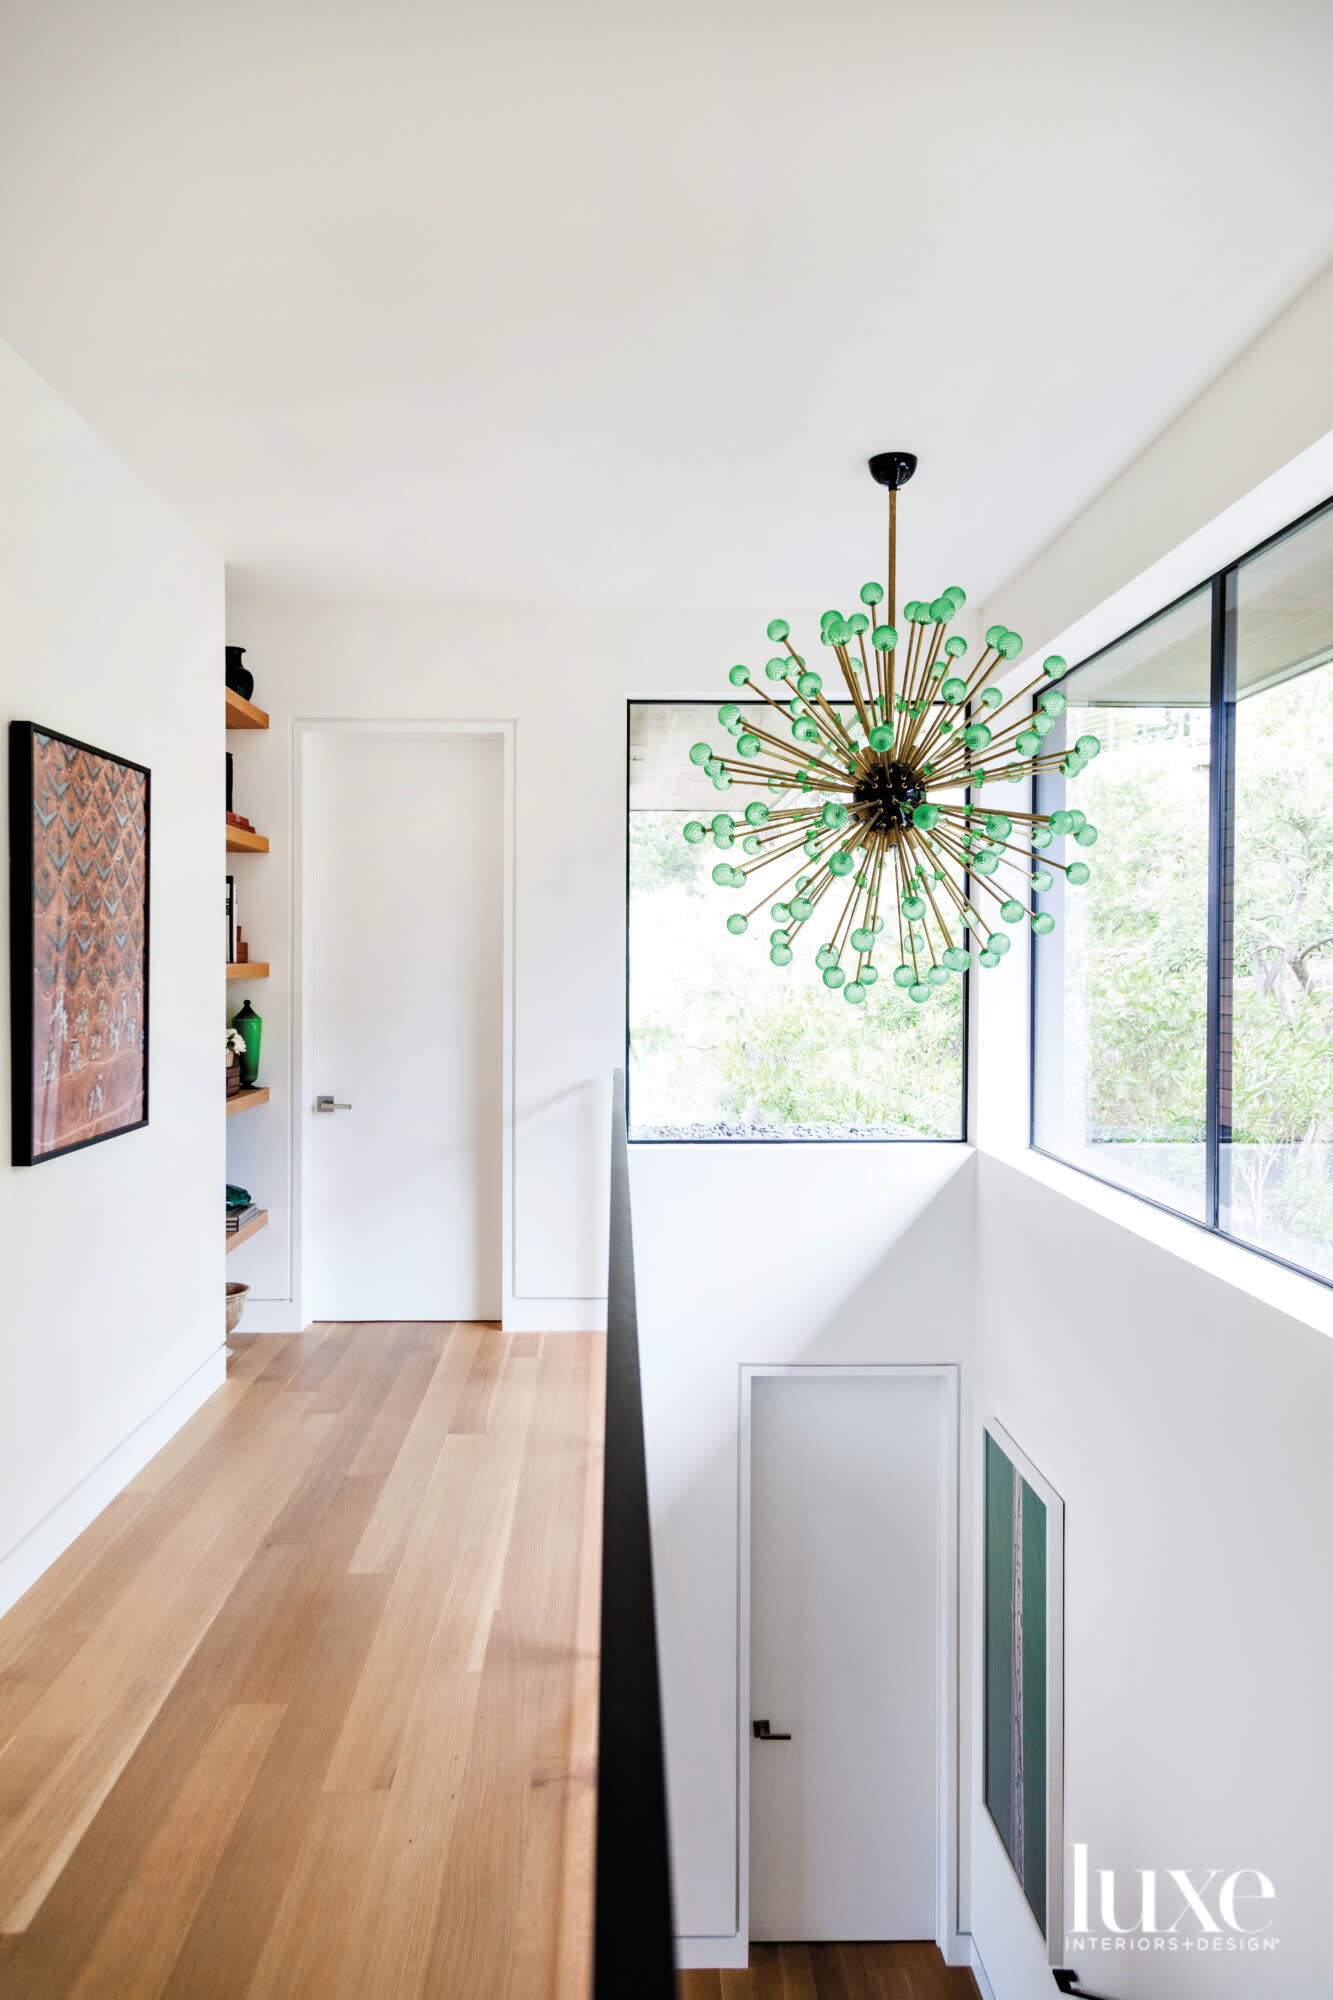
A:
[1, 0, 1330, 609]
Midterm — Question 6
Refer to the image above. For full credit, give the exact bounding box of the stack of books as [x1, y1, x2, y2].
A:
[226, 1203, 260, 1234]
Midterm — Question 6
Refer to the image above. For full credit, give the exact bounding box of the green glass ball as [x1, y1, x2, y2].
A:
[929, 596, 953, 622]
[718, 702, 741, 727]
[821, 800, 849, 829]
[944, 586, 967, 611]
[771, 943, 793, 965]
[771, 901, 790, 921]
[846, 613, 869, 636]
[767, 618, 790, 642]
[746, 801, 769, 826]
[1067, 861, 1091, 885]
[711, 863, 733, 885]
[972, 850, 999, 875]
[1049, 810, 1073, 835]
[850, 926, 874, 951]
[944, 636, 967, 658]
[1043, 655, 1066, 678]
[689, 741, 711, 765]
[913, 802, 940, 831]
[861, 581, 884, 605]
[1033, 714, 1055, 738]
[927, 964, 949, 986]
[829, 849, 855, 877]
[998, 632, 1024, 659]
[871, 625, 898, 652]
[823, 965, 846, 988]
[712, 812, 734, 832]
[713, 826, 734, 847]
[1033, 912, 1055, 935]
[893, 964, 915, 988]
[793, 718, 819, 743]
[797, 671, 823, 697]
[815, 945, 836, 969]
[941, 676, 967, 703]
[961, 723, 992, 751]
[712, 773, 732, 790]
[1075, 735, 1101, 759]
[979, 949, 1001, 968]
[683, 821, 706, 843]
[1016, 730, 1041, 756]
[844, 981, 866, 1004]
[766, 657, 790, 680]
[861, 965, 880, 986]
[729, 664, 750, 687]
[988, 932, 1012, 955]
[901, 895, 927, 921]
[803, 836, 822, 858]
[736, 734, 760, 759]
[1031, 868, 1054, 892]
[986, 813, 1013, 839]
[705, 757, 724, 778]
[985, 624, 1007, 648]
[1076, 824, 1098, 847]
[743, 835, 761, 855]
[820, 608, 842, 632]
[1000, 899, 1025, 923]
[727, 913, 748, 935]
[979, 686, 1003, 711]
[909, 982, 931, 1003]
[942, 945, 970, 971]
[1039, 689, 1067, 716]
[789, 895, 814, 920]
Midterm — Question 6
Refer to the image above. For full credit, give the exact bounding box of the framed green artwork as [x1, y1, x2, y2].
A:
[983, 1421, 1065, 1957]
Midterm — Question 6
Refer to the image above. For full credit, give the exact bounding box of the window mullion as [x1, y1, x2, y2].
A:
[1205, 570, 1237, 1233]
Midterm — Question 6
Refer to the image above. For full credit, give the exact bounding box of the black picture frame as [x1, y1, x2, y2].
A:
[8, 721, 151, 1166]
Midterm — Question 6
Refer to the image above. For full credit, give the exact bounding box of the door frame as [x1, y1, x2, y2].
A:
[738, 1362, 960, 1961]
[293, 718, 516, 1327]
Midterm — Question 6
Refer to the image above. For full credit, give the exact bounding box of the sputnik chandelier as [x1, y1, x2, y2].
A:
[682, 452, 1101, 1004]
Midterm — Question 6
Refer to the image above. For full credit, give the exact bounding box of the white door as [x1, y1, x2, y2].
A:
[306, 729, 503, 1320]
[749, 1372, 940, 1942]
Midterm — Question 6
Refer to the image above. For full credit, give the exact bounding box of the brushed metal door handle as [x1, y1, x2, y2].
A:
[752, 1719, 791, 1741]
[315, 1094, 353, 1112]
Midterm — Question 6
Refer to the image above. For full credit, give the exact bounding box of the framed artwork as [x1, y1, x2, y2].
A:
[8, 722, 150, 1165]
[983, 1419, 1065, 1958]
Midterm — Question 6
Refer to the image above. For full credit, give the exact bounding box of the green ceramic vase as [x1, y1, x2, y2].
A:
[232, 999, 262, 1088]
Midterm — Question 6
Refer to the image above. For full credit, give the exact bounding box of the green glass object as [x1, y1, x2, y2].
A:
[1032, 912, 1055, 935]
[823, 965, 846, 988]
[1016, 730, 1041, 756]
[984, 624, 1007, 647]
[985, 813, 1012, 838]
[767, 618, 790, 642]
[820, 609, 842, 632]
[726, 913, 748, 935]
[815, 946, 837, 969]
[979, 686, 1003, 711]
[850, 926, 874, 952]
[1075, 735, 1101, 758]
[712, 773, 732, 790]
[1000, 899, 1025, 923]
[821, 800, 850, 829]
[944, 636, 967, 658]
[961, 723, 991, 751]
[988, 932, 1012, 955]
[790, 895, 814, 920]
[893, 964, 915, 988]
[864, 724, 891, 753]
[793, 718, 819, 743]
[766, 657, 789, 680]
[846, 613, 869, 635]
[1039, 689, 1067, 716]
[944, 586, 967, 611]
[683, 821, 706, 843]
[860, 581, 884, 605]
[704, 757, 724, 777]
[1068, 809, 1086, 831]
[1067, 862, 1091, 885]
[861, 965, 879, 986]
[979, 949, 1001, 968]
[1033, 714, 1055, 738]
[1043, 655, 1066, 678]
[797, 671, 823, 697]
[743, 835, 761, 855]
[942, 945, 970, 970]
[689, 741, 711, 766]
[1076, 824, 1098, 847]
[909, 982, 931, 1003]
[745, 801, 769, 825]
[928, 964, 949, 986]
[711, 863, 733, 886]
[711, 809, 734, 832]
[844, 981, 866, 1004]
[913, 803, 940, 830]
[232, 999, 262, 1087]
[972, 849, 999, 876]
[728, 664, 750, 687]
[803, 835, 822, 857]
[901, 895, 926, 921]
[718, 702, 741, 727]
[770, 944, 793, 966]
[997, 632, 1023, 659]
[941, 676, 967, 702]
[829, 849, 855, 877]
[1049, 810, 1073, 835]
[738, 734, 762, 758]
[871, 625, 898, 651]
[929, 596, 953, 622]
[713, 829, 733, 850]
[1031, 868, 1054, 892]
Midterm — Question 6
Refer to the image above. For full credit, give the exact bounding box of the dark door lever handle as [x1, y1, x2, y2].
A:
[752, 1719, 791, 1741]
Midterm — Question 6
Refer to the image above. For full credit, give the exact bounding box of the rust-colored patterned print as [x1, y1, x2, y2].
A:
[29, 731, 147, 1156]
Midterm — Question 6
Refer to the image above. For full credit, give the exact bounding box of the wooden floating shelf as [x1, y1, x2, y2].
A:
[226, 962, 269, 981]
[226, 824, 269, 854]
[226, 688, 270, 730]
[226, 1209, 269, 1252]
[226, 1086, 270, 1118]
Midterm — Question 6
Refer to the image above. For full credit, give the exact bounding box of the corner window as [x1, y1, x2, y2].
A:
[628, 701, 966, 1142]
[1033, 497, 1333, 1283]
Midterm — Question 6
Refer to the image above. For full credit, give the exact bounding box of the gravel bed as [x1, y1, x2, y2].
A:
[629, 1120, 927, 1142]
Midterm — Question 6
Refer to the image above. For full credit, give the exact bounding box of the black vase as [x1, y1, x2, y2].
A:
[225, 646, 254, 701]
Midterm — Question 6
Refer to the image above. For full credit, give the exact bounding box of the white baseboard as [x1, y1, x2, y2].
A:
[674, 1935, 749, 1970]
[0, 1343, 228, 1620]
[232, 1299, 305, 1334]
[503, 1297, 608, 1334]
[954, 1932, 997, 2000]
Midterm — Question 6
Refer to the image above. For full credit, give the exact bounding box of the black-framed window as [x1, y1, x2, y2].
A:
[1033, 495, 1333, 1284]
[627, 700, 967, 1143]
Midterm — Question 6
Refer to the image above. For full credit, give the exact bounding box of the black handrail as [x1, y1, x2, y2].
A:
[1054, 1972, 1115, 1997]
[593, 1070, 677, 1998]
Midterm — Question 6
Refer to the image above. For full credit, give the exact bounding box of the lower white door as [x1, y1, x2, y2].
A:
[749, 1371, 941, 1941]
[306, 728, 503, 1320]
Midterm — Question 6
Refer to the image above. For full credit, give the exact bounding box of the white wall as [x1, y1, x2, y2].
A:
[965, 281, 1333, 1998]
[0, 338, 224, 1612]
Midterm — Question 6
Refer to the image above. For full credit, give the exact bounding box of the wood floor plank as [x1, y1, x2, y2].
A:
[680, 1974, 724, 2000]
[0, 1324, 605, 1999]
[780, 1941, 819, 1999]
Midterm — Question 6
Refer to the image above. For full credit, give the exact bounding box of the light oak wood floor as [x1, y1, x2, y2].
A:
[681, 1942, 980, 1999]
[0, 1322, 604, 2000]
